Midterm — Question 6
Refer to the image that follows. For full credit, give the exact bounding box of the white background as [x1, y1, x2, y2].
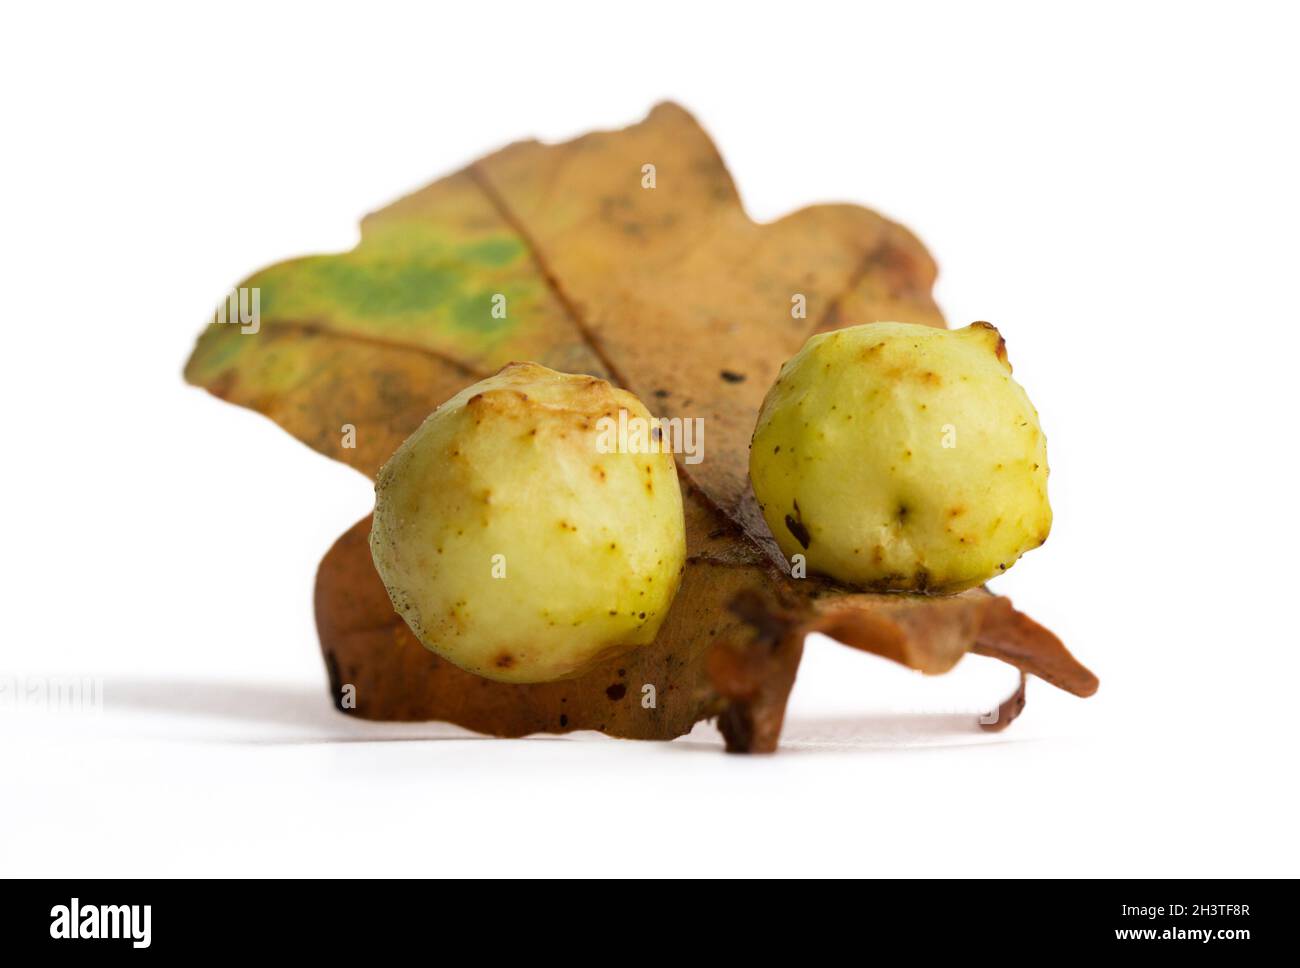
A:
[2, 1, 1297, 877]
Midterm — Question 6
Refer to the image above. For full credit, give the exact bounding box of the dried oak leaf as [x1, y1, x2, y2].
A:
[185, 102, 1098, 752]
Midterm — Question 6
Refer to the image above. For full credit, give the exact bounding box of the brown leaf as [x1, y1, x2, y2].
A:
[318, 512, 756, 739]
[188, 102, 1097, 752]
[981, 673, 1028, 733]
